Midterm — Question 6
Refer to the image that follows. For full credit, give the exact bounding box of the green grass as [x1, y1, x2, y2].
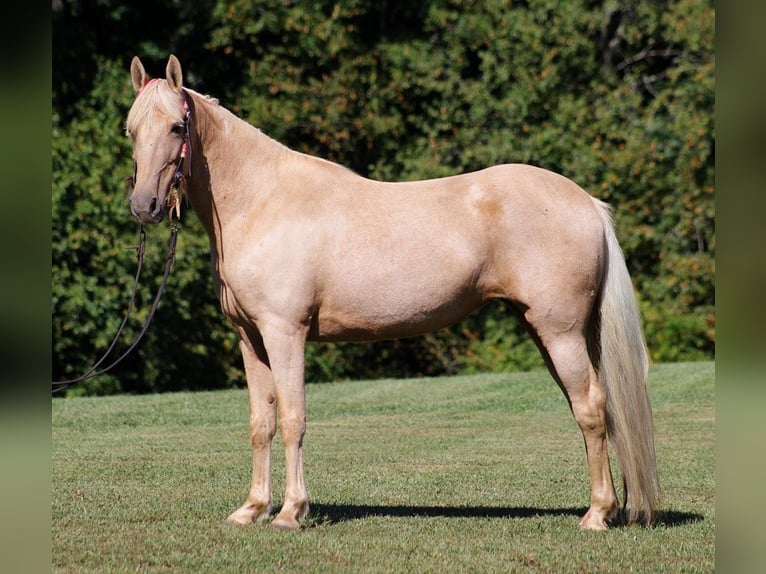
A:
[52, 362, 714, 573]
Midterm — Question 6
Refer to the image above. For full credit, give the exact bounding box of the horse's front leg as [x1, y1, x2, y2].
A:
[226, 335, 276, 526]
[260, 320, 310, 530]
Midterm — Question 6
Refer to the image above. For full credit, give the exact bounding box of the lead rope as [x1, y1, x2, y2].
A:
[52, 224, 179, 394]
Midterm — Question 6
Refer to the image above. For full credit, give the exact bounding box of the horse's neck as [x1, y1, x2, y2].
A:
[185, 94, 287, 244]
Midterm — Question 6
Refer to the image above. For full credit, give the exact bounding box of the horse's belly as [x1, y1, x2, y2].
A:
[307, 218, 495, 342]
[309, 280, 485, 342]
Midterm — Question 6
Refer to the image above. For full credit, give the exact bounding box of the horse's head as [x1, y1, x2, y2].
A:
[126, 55, 191, 224]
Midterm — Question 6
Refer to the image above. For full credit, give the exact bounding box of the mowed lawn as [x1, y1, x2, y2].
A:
[52, 362, 714, 573]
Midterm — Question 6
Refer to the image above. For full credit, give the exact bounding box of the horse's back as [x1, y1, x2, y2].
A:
[299, 162, 605, 341]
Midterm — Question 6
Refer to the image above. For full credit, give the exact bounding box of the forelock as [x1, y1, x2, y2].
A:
[125, 80, 184, 136]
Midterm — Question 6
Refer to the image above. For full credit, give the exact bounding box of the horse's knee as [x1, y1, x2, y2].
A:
[250, 417, 276, 449]
[279, 416, 306, 445]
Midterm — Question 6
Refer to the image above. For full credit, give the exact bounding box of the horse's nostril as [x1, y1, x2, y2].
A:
[149, 197, 158, 212]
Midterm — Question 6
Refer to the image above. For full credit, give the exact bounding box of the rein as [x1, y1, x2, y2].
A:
[52, 223, 179, 394]
[52, 86, 193, 395]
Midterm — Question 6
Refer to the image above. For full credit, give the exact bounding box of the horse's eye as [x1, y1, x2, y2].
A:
[171, 123, 185, 136]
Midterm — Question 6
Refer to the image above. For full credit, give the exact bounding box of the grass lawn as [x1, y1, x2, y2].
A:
[52, 361, 714, 573]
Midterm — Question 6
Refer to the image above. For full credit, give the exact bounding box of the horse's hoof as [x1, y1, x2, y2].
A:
[226, 516, 251, 527]
[225, 511, 254, 527]
[226, 504, 271, 526]
[579, 511, 609, 531]
[580, 519, 608, 531]
[270, 514, 301, 531]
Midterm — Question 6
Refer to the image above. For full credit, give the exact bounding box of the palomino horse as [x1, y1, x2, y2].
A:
[127, 55, 659, 531]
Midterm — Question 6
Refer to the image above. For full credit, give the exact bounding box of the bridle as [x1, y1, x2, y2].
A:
[127, 82, 193, 219]
[52, 83, 193, 394]
[169, 89, 193, 218]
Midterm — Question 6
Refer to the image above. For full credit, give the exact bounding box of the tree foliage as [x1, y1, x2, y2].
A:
[52, 0, 714, 394]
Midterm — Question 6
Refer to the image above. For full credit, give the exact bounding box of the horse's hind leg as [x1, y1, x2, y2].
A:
[226, 333, 277, 526]
[530, 323, 619, 530]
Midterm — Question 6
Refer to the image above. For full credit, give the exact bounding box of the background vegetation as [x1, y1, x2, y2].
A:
[52, 0, 714, 394]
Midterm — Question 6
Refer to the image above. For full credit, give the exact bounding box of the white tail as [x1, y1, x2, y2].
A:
[592, 198, 660, 524]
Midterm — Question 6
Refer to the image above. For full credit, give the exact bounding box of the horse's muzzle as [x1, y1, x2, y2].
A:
[130, 193, 166, 224]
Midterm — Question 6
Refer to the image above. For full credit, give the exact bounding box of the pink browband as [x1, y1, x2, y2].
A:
[139, 78, 160, 94]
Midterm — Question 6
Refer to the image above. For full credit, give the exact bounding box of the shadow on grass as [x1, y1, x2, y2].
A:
[655, 509, 707, 527]
[308, 503, 704, 528]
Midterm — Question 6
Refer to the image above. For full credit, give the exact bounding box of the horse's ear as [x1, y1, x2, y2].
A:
[166, 55, 184, 93]
[130, 56, 149, 93]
